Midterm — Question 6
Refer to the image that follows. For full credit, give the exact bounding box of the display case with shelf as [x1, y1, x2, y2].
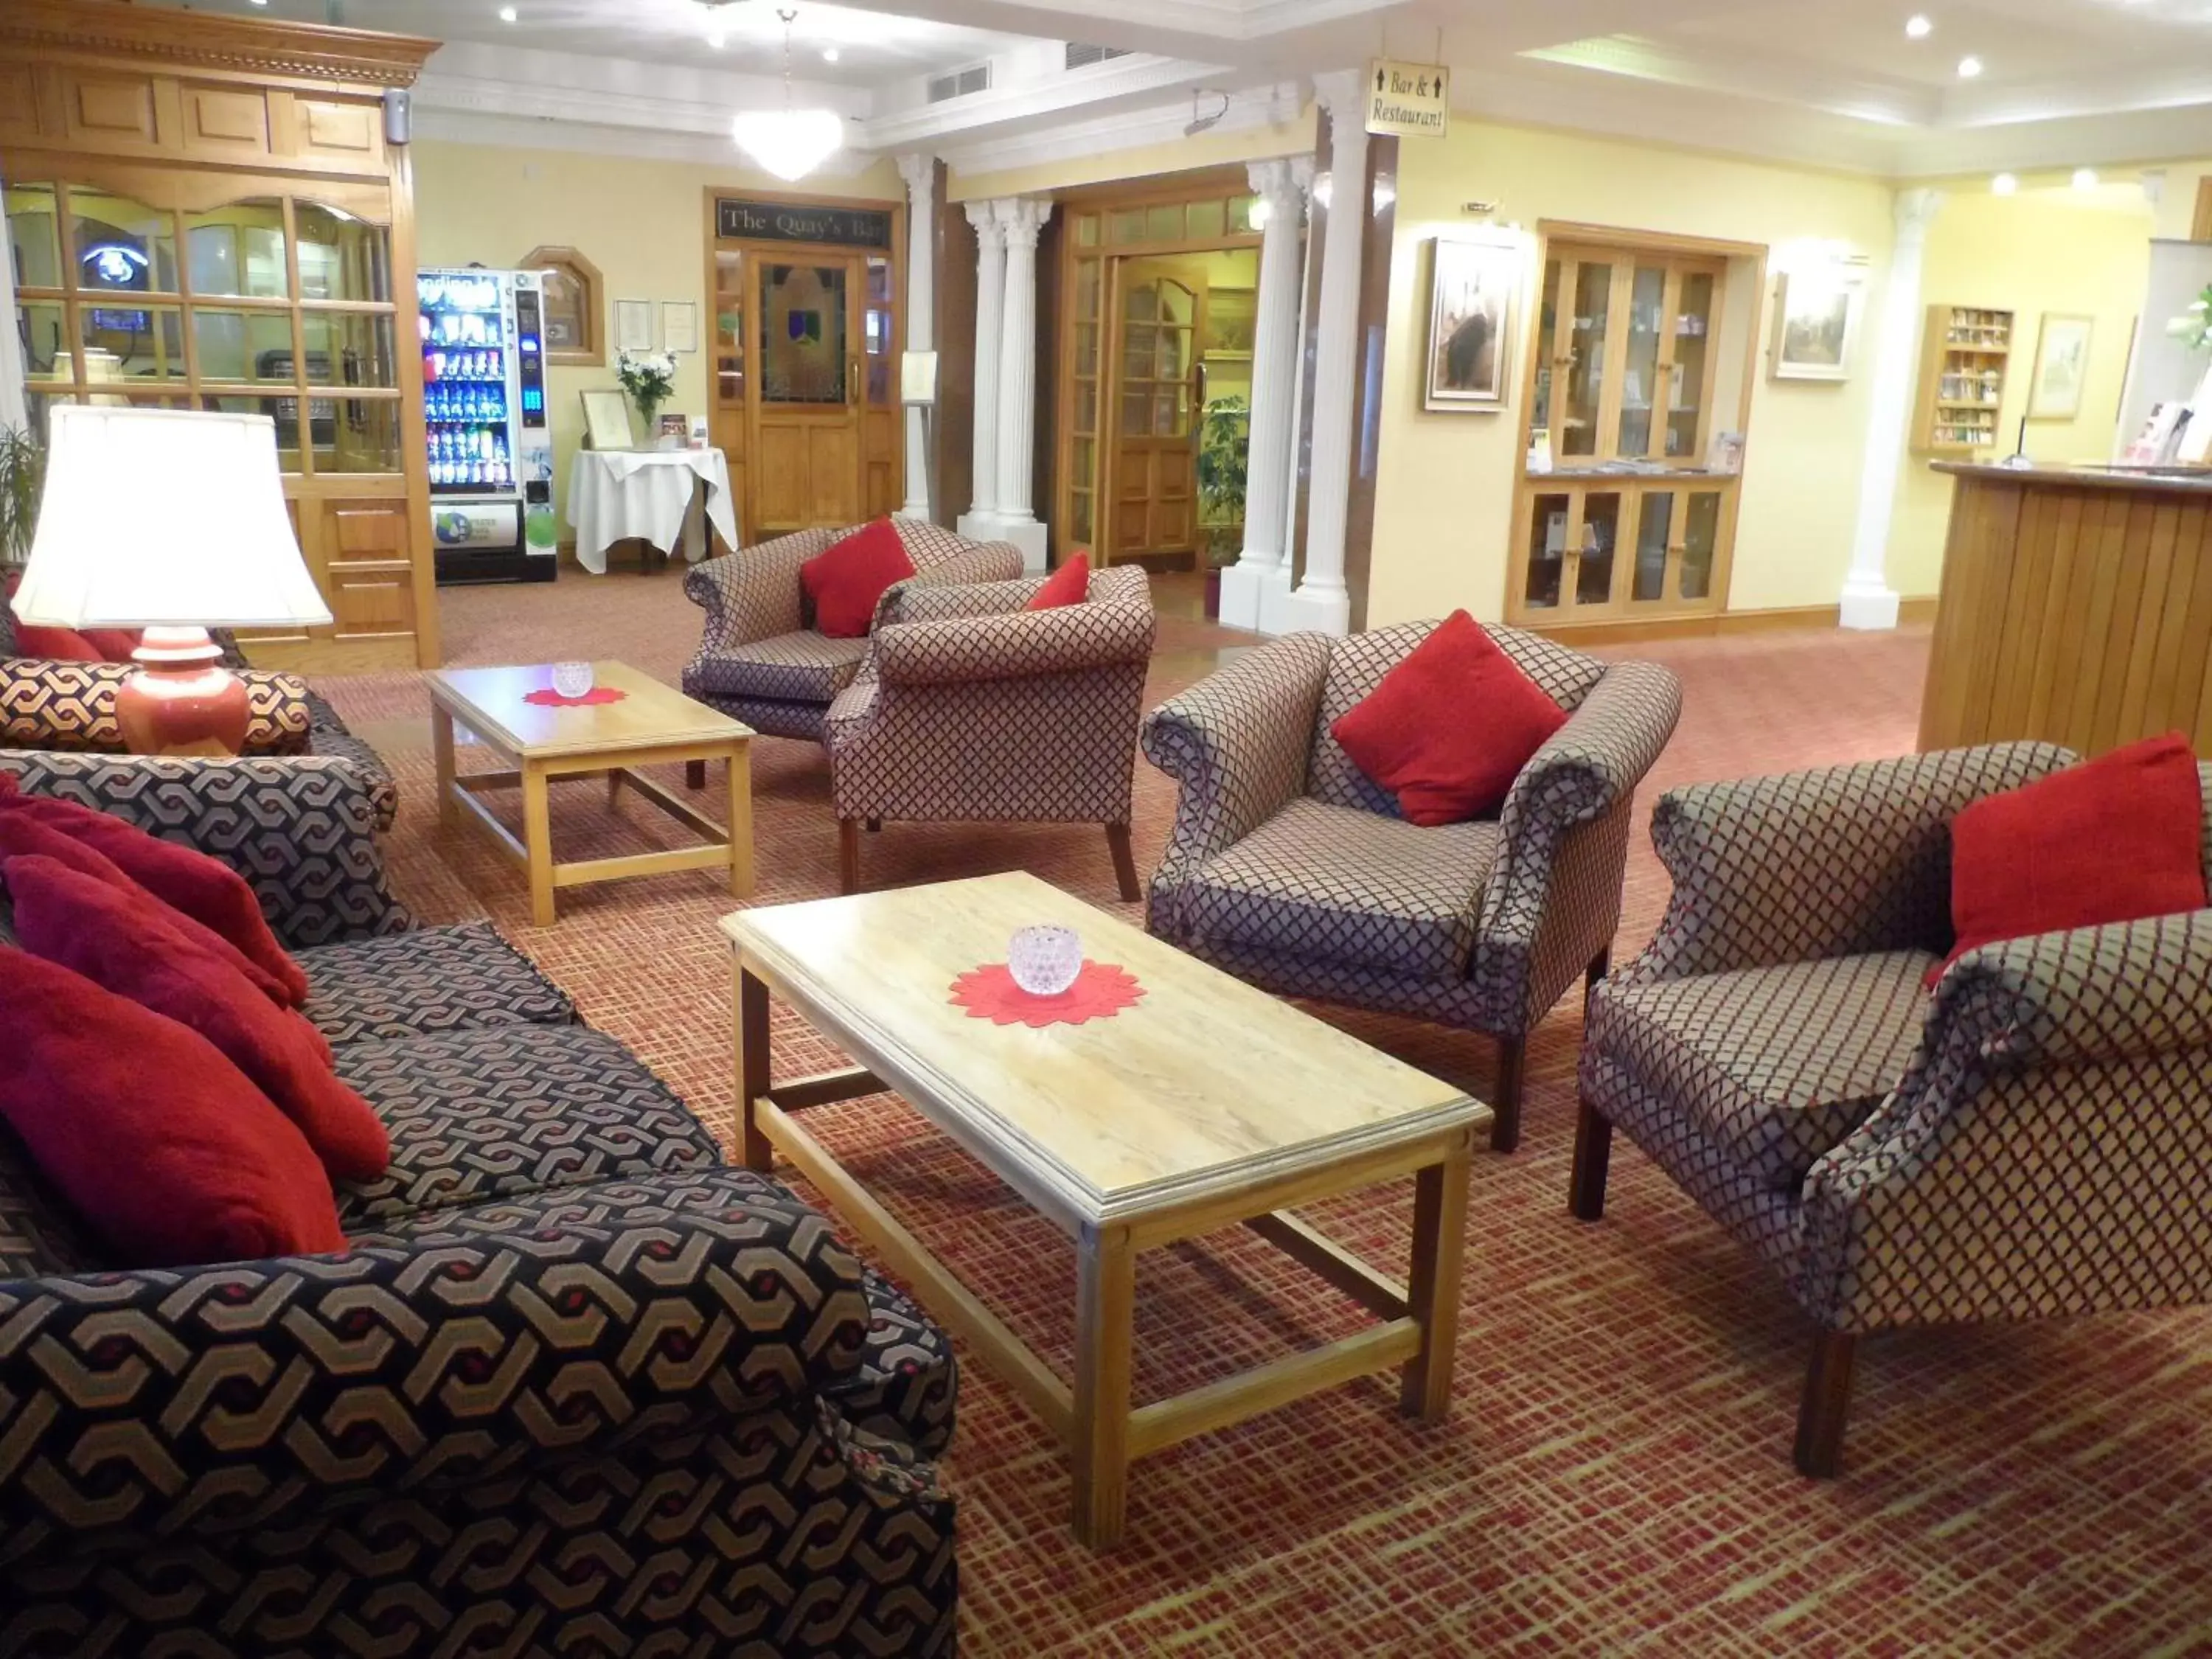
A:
[1913, 304, 2013, 453]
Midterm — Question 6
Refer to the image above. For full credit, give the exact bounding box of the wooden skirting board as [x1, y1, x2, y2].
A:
[1529, 596, 1938, 647]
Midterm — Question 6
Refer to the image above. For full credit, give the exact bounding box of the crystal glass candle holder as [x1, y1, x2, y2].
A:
[552, 661, 594, 698]
[1007, 925, 1083, 996]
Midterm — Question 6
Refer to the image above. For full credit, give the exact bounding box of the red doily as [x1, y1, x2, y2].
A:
[523, 686, 628, 707]
[949, 961, 1145, 1028]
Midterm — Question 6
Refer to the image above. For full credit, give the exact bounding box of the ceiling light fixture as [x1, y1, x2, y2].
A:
[498, 4, 517, 19]
[1905, 13, 1932, 36]
[2073, 167, 2099, 189]
[1184, 89, 1231, 139]
[1956, 54, 1983, 77]
[1992, 172, 2018, 195]
[731, 9, 845, 183]
[822, 46, 841, 62]
[706, 28, 725, 47]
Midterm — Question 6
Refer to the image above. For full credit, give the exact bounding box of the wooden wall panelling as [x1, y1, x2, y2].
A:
[180, 82, 273, 160]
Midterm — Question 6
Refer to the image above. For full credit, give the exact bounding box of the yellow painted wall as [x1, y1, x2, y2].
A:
[1883, 188, 2154, 599]
[2155, 160, 2212, 240]
[949, 110, 1317, 202]
[1371, 124, 1896, 627]
[411, 140, 903, 531]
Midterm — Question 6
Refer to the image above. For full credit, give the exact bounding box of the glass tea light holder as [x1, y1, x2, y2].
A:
[552, 661, 595, 698]
[1006, 925, 1083, 996]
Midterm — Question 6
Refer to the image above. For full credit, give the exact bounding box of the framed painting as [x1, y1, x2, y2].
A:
[2029, 313, 2094, 420]
[1770, 270, 1863, 381]
[1425, 234, 1520, 411]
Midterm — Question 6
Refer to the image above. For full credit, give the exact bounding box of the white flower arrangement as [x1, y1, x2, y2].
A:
[616, 349, 678, 417]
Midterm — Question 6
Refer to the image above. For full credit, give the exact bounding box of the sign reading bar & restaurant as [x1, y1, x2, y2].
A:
[715, 198, 894, 248]
[1365, 59, 1450, 139]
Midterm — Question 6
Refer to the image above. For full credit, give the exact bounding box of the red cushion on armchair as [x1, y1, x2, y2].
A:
[0, 789, 309, 1005]
[1027, 552, 1091, 611]
[1938, 731, 2208, 980]
[7, 855, 386, 1179]
[0, 949, 346, 1267]
[1331, 611, 1568, 826]
[802, 519, 916, 639]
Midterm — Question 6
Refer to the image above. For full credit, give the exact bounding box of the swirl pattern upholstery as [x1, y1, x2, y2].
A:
[827, 565, 1157, 898]
[681, 517, 1025, 743]
[1143, 625, 1681, 1151]
[0, 657, 313, 754]
[0, 766, 960, 1653]
[1573, 744, 2212, 1477]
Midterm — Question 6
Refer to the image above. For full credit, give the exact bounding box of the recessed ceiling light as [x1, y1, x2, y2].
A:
[2073, 167, 2099, 189]
[1992, 172, 2018, 195]
[498, 4, 518, 20]
[248, 0, 269, 6]
[1956, 54, 1983, 77]
[1905, 13, 1932, 37]
[822, 46, 841, 61]
[706, 27, 725, 47]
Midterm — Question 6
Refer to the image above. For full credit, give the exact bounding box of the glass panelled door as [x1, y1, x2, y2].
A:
[749, 256, 865, 535]
[1106, 265, 1204, 559]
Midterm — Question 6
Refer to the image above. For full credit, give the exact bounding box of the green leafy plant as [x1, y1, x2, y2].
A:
[0, 424, 45, 570]
[2166, 284, 2212, 354]
[1195, 394, 1250, 567]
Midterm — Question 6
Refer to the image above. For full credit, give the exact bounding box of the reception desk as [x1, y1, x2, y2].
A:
[1919, 462, 2212, 756]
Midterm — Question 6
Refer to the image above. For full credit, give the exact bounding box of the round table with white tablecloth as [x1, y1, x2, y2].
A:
[565, 447, 740, 575]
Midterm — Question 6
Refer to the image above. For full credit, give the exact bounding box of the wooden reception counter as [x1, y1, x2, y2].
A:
[1919, 462, 2212, 756]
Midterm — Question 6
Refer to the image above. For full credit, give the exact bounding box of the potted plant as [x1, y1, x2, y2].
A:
[0, 423, 45, 571]
[1195, 394, 1250, 618]
[615, 349, 678, 443]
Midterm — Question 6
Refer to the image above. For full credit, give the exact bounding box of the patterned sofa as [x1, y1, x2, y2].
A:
[1572, 743, 2212, 1477]
[0, 750, 960, 1655]
[1143, 624, 1681, 1151]
[827, 564, 1158, 899]
[681, 517, 1026, 746]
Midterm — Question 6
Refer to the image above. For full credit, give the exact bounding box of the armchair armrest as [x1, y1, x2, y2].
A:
[874, 540, 1029, 630]
[1141, 632, 1332, 922]
[1941, 908, 2212, 1068]
[0, 1171, 873, 1559]
[879, 573, 1046, 627]
[870, 592, 1155, 688]
[0, 749, 410, 947]
[1623, 741, 2077, 983]
[1, 658, 312, 755]
[682, 527, 834, 648]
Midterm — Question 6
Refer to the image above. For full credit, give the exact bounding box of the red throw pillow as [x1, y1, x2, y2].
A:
[82, 628, 144, 663]
[0, 810, 300, 1010]
[0, 950, 346, 1266]
[1027, 552, 1091, 611]
[1330, 611, 1568, 826]
[1938, 731, 2208, 981]
[0, 790, 308, 1005]
[8, 856, 385, 1178]
[801, 519, 917, 639]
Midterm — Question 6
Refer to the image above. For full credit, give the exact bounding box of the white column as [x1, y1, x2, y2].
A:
[956, 200, 1006, 543]
[897, 153, 936, 521]
[1219, 158, 1309, 633]
[992, 196, 1053, 571]
[1841, 187, 1943, 630]
[1265, 154, 1318, 638]
[1281, 72, 1368, 638]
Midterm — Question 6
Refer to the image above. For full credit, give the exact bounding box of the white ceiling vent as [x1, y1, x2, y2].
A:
[927, 62, 992, 102]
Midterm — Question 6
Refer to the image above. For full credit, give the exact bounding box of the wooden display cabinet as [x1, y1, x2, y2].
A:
[1913, 304, 2014, 453]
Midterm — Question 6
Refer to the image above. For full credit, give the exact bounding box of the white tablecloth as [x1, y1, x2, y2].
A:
[566, 448, 739, 575]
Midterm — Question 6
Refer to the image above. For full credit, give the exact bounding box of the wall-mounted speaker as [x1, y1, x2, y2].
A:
[383, 88, 411, 146]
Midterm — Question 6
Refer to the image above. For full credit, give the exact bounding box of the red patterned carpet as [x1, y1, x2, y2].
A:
[316, 570, 2212, 1656]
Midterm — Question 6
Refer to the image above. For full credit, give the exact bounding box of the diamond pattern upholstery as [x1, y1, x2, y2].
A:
[689, 629, 871, 705]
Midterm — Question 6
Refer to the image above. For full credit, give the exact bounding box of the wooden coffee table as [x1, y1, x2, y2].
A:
[720, 871, 1488, 1549]
[428, 660, 754, 927]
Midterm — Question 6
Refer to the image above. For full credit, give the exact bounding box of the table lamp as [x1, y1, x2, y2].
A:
[10, 406, 334, 756]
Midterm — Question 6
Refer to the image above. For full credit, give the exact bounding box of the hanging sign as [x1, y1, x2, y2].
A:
[715, 198, 893, 248]
[1365, 59, 1450, 139]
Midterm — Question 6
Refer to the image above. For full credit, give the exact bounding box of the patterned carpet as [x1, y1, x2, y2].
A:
[314, 569, 2212, 1656]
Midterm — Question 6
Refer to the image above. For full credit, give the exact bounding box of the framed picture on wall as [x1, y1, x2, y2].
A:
[1770, 270, 1864, 381]
[2029, 313, 2095, 420]
[1425, 234, 1520, 411]
[580, 388, 633, 451]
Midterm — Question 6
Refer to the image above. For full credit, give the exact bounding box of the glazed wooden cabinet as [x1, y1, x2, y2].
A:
[0, 0, 441, 671]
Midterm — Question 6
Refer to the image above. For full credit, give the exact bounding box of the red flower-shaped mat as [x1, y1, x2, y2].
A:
[523, 686, 628, 707]
[949, 961, 1145, 1028]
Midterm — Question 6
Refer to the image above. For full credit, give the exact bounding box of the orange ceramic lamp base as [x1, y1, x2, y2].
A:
[116, 626, 248, 757]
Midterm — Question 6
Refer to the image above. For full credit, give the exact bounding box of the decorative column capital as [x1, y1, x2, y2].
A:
[992, 195, 1054, 248]
[965, 198, 1006, 247]
[1311, 68, 1365, 126]
[1894, 187, 1944, 246]
[1247, 157, 1304, 215]
[1290, 154, 1317, 201]
[896, 152, 936, 204]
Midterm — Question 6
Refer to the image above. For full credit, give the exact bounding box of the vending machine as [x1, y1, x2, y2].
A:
[417, 266, 557, 584]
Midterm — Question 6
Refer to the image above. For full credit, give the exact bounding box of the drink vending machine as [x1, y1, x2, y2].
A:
[417, 266, 557, 584]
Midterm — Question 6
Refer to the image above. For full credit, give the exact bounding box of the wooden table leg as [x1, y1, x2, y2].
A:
[431, 704, 459, 835]
[1072, 1222, 1136, 1549]
[521, 760, 556, 927]
[1399, 1138, 1471, 1421]
[726, 741, 756, 900]
[734, 963, 774, 1173]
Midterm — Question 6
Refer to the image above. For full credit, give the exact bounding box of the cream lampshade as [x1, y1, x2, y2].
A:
[11, 406, 334, 755]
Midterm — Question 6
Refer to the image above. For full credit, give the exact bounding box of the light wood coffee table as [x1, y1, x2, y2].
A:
[720, 871, 1488, 1549]
[428, 660, 754, 927]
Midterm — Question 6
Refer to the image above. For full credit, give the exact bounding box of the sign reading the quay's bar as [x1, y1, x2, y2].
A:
[715, 198, 893, 248]
[1365, 59, 1450, 139]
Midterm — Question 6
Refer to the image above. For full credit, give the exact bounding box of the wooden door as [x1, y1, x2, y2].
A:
[749, 254, 866, 535]
[1106, 265, 1205, 560]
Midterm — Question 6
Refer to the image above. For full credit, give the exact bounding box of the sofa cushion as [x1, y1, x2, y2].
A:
[1591, 950, 1935, 1192]
[686, 632, 870, 707]
[333, 1024, 723, 1227]
[803, 519, 915, 639]
[1180, 798, 1498, 981]
[299, 920, 577, 1045]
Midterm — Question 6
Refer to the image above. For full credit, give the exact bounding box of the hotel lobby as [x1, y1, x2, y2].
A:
[4, 0, 2212, 1653]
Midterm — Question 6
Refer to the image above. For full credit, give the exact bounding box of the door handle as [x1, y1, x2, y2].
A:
[849, 356, 861, 406]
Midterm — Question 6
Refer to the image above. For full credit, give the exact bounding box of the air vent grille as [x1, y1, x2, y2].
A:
[927, 63, 992, 102]
[1065, 43, 1132, 70]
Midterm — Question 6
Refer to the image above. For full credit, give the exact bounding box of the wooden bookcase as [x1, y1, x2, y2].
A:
[1913, 304, 2014, 453]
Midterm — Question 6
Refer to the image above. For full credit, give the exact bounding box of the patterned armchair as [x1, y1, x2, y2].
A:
[0, 754, 959, 1653]
[681, 515, 1026, 748]
[1143, 623, 1680, 1151]
[826, 564, 1157, 898]
[1572, 743, 2212, 1476]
